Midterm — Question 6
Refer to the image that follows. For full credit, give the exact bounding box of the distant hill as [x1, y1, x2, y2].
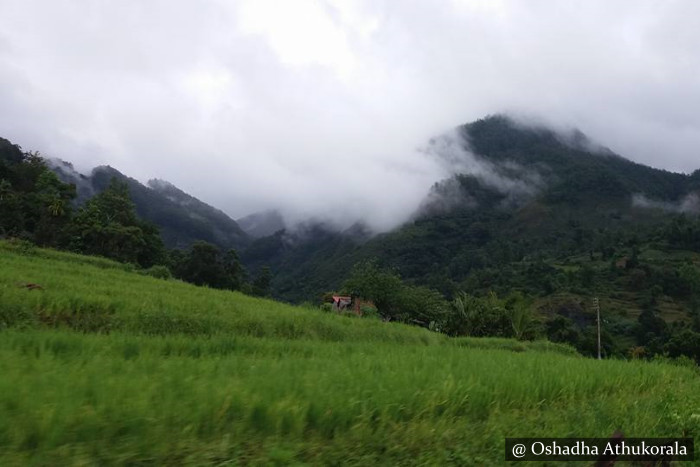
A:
[237, 210, 286, 239]
[241, 220, 372, 300]
[235, 115, 700, 359]
[458, 115, 690, 206]
[241, 115, 700, 311]
[49, 161, 250, 250]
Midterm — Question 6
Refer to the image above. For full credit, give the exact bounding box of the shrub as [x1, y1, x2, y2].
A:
[360, 305, 380, 319]
[141, 265, 172, 280]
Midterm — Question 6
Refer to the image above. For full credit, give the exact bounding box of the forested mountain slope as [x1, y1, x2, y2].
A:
[243, 116, 700, 359]
[50, 161, 250, 250]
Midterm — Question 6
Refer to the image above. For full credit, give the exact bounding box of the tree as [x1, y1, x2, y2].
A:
[252, 266, 271, 297]
[69, 177, 165, 266]
[396, 285, 450, 327]
[679, 263, 700, 314]
[343, 260, 403, 319]
[546, 315, 581, 347]
[508, 294, 536, 340]
[33, 170, 76, 246]
[170, 242, 249, 291]
[665, 328, 700, 363]
[445, 291, 512, 337]
[174, 241, 227, 288]
[0, 145, 75, 245]
[223, 249, 246, 291]
[579, 325, 617, 358]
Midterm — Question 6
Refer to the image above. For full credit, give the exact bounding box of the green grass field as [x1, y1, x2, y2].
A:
[1, 240, 700, 465]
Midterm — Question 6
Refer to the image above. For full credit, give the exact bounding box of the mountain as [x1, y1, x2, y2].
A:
[238, 115, 700, 358]
[237, 210, 286, 239]
[143, 177, 250, 249]
[50, 161, 250, 250]
[242, 115, 700, 318]
[242, 219, 373, 300]
[48, 159, 97, 203]
[459, 115, 690, 206]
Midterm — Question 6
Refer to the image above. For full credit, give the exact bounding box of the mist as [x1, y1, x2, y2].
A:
[1, 1, 700, 232]
[632, 193, 700, 214]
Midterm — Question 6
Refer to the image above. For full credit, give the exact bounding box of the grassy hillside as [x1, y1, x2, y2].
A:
[1, 241, 699, 465]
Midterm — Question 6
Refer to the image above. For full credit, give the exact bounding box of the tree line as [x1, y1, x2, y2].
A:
[338, 256, 700, 363]
[338, 259, 537, 338]
[0, 139, 270, 296]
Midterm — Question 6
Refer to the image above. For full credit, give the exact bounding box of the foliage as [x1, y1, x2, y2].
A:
[252, 266, 272, 297]
[359, 304, 380, 319]
[68, 177, 166, 267]
[233, 117, 700, 362]
[395, 285, 450, 327]
[342, 260, 451, 326]
[446, 291, 512, 337]
[0, 140, 75, 246]
[140, 265, 172, 280]
[507, 293, 538, 340]
[342, 260, 404, 318]
[171, 241, 248, 292]
[546, 315, 582, 347]
[0, 134, 253, 294]
[85, 168, 250, 250]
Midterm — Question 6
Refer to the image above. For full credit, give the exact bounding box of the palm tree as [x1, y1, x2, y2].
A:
[510, 299, 533, 341]
[47, 196, 65, 217]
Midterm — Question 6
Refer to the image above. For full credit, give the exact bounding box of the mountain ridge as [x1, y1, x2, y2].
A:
[241, 115, 700, 304]
[49, 161, 250, 250]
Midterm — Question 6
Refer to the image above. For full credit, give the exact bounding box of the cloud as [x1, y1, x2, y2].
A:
[632, 193, 700, 214]
[1, 0, 700, 232]
[425, 129, 543, 195]
[416, 129, 544, 216]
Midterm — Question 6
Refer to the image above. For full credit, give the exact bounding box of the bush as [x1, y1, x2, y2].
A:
[446, 292, 512, 337]
[360, 305, 380, 319]
[141, 265, 172, 280]
[4, 238, 37, 255]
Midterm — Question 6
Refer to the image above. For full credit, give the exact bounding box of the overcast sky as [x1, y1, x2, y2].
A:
[1, 0, 699, 231]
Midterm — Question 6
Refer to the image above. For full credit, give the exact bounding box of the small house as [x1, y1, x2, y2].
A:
[331, 295, 353, 312]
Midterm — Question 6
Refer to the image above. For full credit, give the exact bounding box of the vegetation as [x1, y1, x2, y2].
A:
[239, 117, 700, 363]
[169, 241, 247, 292]
[5, 115, 700, 360]
[68, 177, 166, 267]
[0, 139, 75, 247]
[53, 162, 250, 251]
[2, 242, 700, 465]
[0, 139, 262, 294]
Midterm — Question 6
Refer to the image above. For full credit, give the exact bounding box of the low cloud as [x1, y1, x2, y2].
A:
[1, 1, 700, 233]
[632, 193, 700, 214]
[416, 129, 544, 216]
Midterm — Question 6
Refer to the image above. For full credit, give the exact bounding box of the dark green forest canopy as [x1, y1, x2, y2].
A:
[52, 164, 250, 251]
[0, 139, 76, 246]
